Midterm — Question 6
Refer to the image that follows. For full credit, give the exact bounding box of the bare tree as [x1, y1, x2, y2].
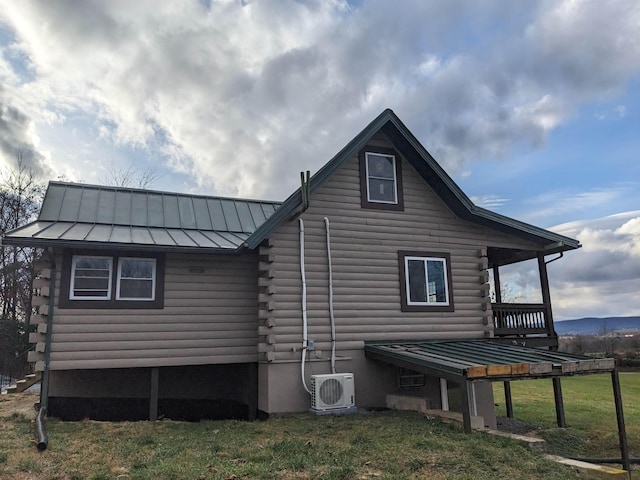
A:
[103, 160, 159, 189]
[0, 155, 45, 386]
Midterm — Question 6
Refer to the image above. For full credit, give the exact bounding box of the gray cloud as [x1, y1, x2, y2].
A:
[493, 212, 640, 319]
[0, 0, 638, 200]
[0, 86, 50, 174]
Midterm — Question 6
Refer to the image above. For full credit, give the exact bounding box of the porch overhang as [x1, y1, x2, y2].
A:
[364, 340, 614, 383]
[487, 243, 577, 268]
[365, 339, 630, 472]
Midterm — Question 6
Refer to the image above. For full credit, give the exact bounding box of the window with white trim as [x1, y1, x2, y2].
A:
[70, 256, 113, 300]
[365, 152, 398, 204]
[61, 252, 164, 309]
[116, 257, 156, 300]
[359, 147, 404, 211]
[399, 251, 454, 312]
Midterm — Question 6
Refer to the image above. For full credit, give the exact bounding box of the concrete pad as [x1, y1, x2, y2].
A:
[482, 429, 547, 452]
[543, 455, 629, 479]
[425, 409, 485, 430]
[387, 394, 427, 413]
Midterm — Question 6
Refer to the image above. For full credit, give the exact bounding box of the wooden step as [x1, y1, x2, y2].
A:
[2, 371, 42, 394]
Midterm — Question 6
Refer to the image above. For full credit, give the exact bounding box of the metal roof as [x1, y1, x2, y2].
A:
[245, 109, 581, 256]
[4, 182, 280, 252]
[364, 340, 614, 382]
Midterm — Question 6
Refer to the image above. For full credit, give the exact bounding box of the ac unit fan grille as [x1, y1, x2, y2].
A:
[319, 378, 343, 406]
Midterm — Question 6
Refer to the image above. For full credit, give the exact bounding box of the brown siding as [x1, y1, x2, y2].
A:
[260, 135, 540, 361]
[48, 252, 258, 369]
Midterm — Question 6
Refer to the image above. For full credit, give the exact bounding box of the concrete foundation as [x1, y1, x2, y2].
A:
[47, 363, 257, 421]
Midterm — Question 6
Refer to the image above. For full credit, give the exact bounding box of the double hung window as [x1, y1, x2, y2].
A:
[399, 251, 454, 312]
[62, 252, 163, 309]
[359, 147, 404, 211]
[365, 152, 398, 204]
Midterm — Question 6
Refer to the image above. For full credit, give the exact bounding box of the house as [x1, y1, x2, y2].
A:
[3, 109, 583, 427]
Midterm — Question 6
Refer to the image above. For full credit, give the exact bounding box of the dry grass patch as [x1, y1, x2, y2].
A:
[1, 393, 581, 480]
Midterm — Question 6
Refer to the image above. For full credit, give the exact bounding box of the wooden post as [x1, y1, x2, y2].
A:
[440, 378, 449, 411]
[493, 266, 502, 303]
[504, 381, 514, 418]
[552, 377, 566, 427]
[460, 380, 472, 433]
[537, 253, 555, 340]
[149, 367, 159, 421]
[611, 369, 630, 473]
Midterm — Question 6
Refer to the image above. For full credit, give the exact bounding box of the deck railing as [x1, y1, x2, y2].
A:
[491, 303, 553, 337]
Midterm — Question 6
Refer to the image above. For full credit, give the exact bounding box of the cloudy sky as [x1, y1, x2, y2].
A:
[0, 0, 638, 320]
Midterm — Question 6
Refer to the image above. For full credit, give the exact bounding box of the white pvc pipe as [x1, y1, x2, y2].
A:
[299, 218, 311, 394]
[324, 217, 337, 374]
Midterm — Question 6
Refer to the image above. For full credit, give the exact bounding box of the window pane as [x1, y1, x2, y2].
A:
[367, 154, 394, 179]
[427, 260, 447, 303]
[74, 277, 110, 291]
[119, 279, 153, 299]
[75, 258, 110, 271]
[407, 259, 427, 303]
[120, 259, 154, 279]
[368, 178, 397, 203]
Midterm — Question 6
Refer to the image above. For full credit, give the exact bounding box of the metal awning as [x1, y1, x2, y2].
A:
[365, 339, 629, 471]
[364, 340, 615, 382]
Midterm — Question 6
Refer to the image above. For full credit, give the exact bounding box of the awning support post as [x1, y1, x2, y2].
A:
[460, 380, 472, 433]
[504, 381, 514, 418]
[611, 368, 630, 473]
[552, 377, 566, 427]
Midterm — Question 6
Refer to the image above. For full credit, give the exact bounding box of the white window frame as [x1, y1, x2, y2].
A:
[116, 257, 157, 301]
[69, 255, 113, 300]
[404, 255, 450, 307]
[365, 152, 398, 204]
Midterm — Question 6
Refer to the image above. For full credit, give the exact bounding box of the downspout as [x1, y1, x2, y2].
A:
[324, 217, 337, 374]
[299, 218, 311, 394]
[36, 247, 56, 451]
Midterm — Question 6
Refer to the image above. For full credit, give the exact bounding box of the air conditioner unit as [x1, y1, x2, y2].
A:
[310, 373, 356, 414]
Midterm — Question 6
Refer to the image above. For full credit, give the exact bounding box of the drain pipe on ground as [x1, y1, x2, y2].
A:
[36, 247, 56, 451]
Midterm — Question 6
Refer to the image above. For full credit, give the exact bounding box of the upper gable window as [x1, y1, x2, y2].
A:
[366, 153, 397, 203]
[359, 147, 404, 211]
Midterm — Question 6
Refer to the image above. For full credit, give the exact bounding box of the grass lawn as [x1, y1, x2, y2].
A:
[493, 372, 640, 461]
[0, 394, 581, 480]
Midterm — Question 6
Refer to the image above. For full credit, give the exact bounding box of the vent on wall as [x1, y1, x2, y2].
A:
[310, 373, 356, 414]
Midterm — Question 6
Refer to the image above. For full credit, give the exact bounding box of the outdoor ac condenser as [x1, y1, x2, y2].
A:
[310, 373, 356, 414]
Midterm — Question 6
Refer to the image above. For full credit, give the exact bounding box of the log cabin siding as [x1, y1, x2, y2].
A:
[48, 251, 258, 369]
[260, 137, 541, 361]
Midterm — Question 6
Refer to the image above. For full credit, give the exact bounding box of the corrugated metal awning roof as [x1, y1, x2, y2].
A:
[4, 182, 281, 252]
[365, 340, 615, 382]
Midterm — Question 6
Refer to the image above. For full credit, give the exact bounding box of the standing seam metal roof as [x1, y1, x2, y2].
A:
[4, 182, 281, 251]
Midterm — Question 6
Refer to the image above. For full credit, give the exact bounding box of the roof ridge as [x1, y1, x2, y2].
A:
[47, 181, 282, 205]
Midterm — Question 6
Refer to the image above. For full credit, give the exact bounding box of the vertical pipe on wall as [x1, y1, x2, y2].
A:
[324, 217, 337, 374]
[299, 218, 311, 394]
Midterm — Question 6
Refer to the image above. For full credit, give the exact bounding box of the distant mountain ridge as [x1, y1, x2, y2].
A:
[555, 316, 640, 336]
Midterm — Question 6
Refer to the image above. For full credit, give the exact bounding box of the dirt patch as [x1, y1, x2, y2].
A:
[496, 416, 543, 436]
[0, 392, 39, 419]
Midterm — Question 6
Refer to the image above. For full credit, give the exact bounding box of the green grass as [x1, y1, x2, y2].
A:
[0, 401, 581, 480]
[493, 372, 640, 460]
